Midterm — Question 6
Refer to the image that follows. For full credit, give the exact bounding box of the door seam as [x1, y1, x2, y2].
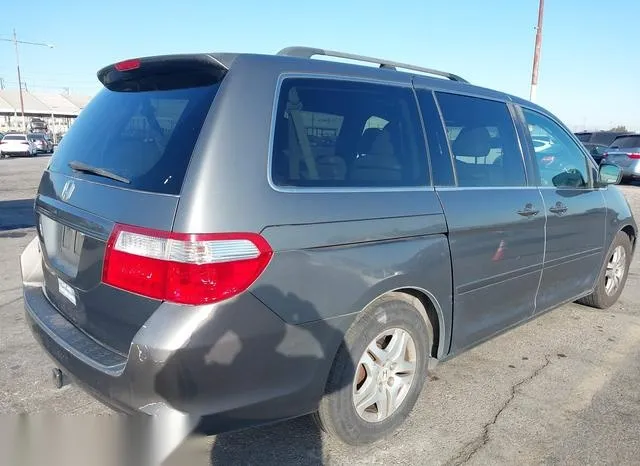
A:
[533, 188, 547, 314]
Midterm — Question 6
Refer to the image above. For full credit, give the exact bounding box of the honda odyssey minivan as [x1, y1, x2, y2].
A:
[21, 47, 635, 445]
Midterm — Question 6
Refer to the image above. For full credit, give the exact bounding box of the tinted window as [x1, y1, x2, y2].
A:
[416, 90, 455, 186]
[48, 83, 219, 195]
[523, 108, 590, 188]
[271, 78, 428, 188]
[3, 135, 26, 141]
[590, 132, 621, 145]
[611, 136, 640, 149]
[29, 134, 45, 140]
[436, 93, 526, 187]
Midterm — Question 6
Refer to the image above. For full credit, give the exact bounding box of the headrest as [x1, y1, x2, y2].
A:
[369, 128, 395, 158]
[451, 126, 492, 158]
[359, 127, 384, 154]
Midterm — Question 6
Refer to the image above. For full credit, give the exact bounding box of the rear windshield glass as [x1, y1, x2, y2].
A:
[48, 83, 219, 195]
[591, 132, 620, 145]
[3, 135, 26, 141]
[29, 134, 45, 140]
[611, 136, 640, 149]
[575, 133, 591, 142]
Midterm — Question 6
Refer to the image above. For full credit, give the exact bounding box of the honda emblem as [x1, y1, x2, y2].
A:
[61, 180, 75, 202]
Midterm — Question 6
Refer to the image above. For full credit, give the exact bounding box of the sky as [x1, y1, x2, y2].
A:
[1, 0, 638, 131]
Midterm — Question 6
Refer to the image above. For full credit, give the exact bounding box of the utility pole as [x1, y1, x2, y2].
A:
[0, 30, 53, 132]
[13, 29, 26, 131]
[529, 0, 545, 102]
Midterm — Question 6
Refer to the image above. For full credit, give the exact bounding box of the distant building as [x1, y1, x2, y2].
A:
[0, 89, 92, 134]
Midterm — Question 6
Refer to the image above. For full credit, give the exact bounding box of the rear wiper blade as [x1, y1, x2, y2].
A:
[68, 160, 130, 184]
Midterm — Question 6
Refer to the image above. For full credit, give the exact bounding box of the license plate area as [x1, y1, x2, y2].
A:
[58, 277, 77, 305]
[39, 215, 84, 279]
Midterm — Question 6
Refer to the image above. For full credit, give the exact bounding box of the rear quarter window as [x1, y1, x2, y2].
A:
[270, 78, 429, 189]
[48, 83, 219, 195]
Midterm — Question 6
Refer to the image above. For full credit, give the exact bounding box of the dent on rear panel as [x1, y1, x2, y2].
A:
[250, 232, 452, 325]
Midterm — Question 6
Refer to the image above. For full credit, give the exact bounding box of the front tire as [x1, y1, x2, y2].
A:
[315, 292, 432, 445]
[577, 231, 632, 309]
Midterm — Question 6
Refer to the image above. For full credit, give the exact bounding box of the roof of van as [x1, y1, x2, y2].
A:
[102, 47, 553, 120]
[213, 48, 551, 111]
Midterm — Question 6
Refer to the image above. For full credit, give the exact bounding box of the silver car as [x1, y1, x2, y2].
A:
[603, 134, 640, 181]
[28, 133, 51, 154]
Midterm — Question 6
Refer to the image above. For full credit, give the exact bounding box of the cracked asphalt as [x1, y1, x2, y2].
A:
[2, 156, 640, 465]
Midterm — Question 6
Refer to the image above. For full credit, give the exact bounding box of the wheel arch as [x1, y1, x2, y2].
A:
[621, 224, 636, 253]
[368, 287, 447, 360]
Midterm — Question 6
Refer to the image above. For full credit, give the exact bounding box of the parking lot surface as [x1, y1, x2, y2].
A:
[1, 156, 640, 465]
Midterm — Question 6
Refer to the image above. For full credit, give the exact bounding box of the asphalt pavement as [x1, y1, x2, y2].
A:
[1, 156, 639, 465]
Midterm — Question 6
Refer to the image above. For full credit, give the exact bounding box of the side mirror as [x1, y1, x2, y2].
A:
[598, 163, 622, 185]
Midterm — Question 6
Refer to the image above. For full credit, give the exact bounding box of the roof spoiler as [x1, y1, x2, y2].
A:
[97, 54, 228, 91]
[278, 46, 468, 83]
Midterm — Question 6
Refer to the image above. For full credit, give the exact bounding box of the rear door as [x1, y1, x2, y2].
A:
[422, 91, 545, 352]
[36, 58, 224, 354]
[518, 107, 606, 312]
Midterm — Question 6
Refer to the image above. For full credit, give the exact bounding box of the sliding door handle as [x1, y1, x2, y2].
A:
[549, 202, 568, 215]
[517, 203, 539, 217]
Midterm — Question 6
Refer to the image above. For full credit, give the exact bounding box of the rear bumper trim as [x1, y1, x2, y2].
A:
[24, 285, 126, 374]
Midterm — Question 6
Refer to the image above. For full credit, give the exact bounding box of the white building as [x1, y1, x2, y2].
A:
[0, 89, 92, 135]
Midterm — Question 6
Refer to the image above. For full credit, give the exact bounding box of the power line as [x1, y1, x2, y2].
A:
[0, 30, 54, 131]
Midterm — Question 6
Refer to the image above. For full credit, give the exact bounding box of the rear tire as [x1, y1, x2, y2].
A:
[315, 292, 432, 445]
[577, 231, 632, 309]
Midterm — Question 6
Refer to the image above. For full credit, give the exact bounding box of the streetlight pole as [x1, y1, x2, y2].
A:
[529, 0, 545, 102]
[0, 30, 54, 133]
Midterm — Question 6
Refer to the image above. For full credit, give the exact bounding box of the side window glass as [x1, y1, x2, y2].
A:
[271, 79, 429, 188]
[436, 93, 526, 187]
[522, 109, 590, 188]
[416, 90, 455, 186]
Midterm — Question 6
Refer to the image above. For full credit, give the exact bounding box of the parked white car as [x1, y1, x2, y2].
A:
[0, 133, 37, 157]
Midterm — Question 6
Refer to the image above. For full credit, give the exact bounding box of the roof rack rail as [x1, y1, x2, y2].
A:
[277, 46, 468, 83]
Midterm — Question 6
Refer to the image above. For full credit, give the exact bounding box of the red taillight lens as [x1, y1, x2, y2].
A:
[114, 58, 141, 71]
[103, 224, 273, 305]
[627, 152, 640, 159]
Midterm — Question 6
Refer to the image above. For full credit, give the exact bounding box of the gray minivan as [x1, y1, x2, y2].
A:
[21, 47, 635, 445]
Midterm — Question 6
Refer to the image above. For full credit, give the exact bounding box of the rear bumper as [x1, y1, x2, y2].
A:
[614, 160, 640, 179]
[21, 237, 348, 432]
[1, 149, 31, 156]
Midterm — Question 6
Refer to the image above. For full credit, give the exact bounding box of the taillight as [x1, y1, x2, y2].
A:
[627, 152, 640, 159]
[103, 224, 273, 305]
[114, 58, 141, 71]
